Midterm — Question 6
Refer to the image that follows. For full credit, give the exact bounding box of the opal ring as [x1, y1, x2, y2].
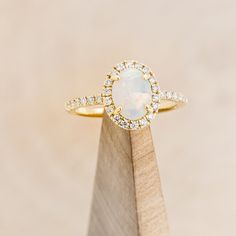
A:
[65, 60, 188, 130]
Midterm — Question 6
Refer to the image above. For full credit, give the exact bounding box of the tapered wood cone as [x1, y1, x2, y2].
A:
[87, 113, 169, 236]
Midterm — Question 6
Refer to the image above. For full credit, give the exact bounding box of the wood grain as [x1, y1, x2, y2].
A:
[88, 113, 169, 236]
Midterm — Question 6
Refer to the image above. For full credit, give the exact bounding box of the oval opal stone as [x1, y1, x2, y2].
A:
[112, 68, 152, 120]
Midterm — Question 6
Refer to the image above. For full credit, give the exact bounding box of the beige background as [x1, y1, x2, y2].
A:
[0, 0, 236, 236]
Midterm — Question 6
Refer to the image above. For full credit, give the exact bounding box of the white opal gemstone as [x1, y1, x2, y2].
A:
[112, 68, 152, 120]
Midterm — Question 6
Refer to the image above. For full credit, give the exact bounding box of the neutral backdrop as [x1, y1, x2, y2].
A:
[0, 0, 235, 236]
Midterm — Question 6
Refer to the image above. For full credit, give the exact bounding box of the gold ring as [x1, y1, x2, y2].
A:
[65, 60, 188, 130]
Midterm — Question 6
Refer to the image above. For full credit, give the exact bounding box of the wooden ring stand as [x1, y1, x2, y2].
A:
[88, 113, 170, 236]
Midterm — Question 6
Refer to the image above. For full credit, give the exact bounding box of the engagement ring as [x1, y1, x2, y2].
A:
[65, 60, 188, 130]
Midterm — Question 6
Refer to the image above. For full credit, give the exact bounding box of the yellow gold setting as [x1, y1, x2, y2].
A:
[65, 60, 188, 130]
[102, 60, 161, 130]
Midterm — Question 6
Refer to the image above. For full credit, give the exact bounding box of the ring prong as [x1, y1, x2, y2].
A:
[114, 106, 122, 114]
[112, 75, 120, 81]
[143, 73, 151, 80]
[145, 104, 153, 112]
[110, 73, 120, 81]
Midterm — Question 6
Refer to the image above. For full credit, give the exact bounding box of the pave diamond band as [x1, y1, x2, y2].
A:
[65, 60, 188, 130]
[65, 91, 187, 117]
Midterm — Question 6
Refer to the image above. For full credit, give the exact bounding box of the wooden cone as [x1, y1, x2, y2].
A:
[88, 113, 169, 236]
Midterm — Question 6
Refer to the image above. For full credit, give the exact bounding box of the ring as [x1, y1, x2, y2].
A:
[65, 60, 188, 130]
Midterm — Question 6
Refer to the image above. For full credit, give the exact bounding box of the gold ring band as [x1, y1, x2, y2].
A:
[65, 91, 188, 117]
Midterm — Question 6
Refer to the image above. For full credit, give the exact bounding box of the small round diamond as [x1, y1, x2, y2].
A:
[130, 121, 139, 129]
[152, 103, 159, 111]
[103, 88, 112, 96]
[96, 95, 102, 104]
[147, 113, 155, 120]
[153, 94, 160, 102]
[104, 79, 113, 86]
[109, 71, 119, 81]
[114, 114, 121, 122]
[104, 97, 112, 106]
[115, 63, 125, 71]
[166, 91, 172, 99]
[135, 63, 144, 70]
[106, 106, 114, 114]
[125, 61, 135, 68]
[120, 119, 129, 129]
[80, 97, 87, 105]
[87, 96, 95, 105]
[142, 66, 150, 74]
[68, 100, 76, 108]
[179, 93, 184, 101]
[139, 118, 148, 127]
[149, 77, 157, 84]
[152, 85, 160, 93]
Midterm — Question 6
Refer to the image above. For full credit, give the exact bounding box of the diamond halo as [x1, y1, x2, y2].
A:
[102, 60, 161, 130]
